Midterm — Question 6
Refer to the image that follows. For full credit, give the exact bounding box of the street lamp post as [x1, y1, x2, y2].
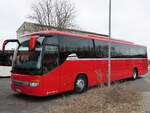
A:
[108, 0, 111, 87]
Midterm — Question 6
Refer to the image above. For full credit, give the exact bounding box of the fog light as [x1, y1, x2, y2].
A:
[16, 88, 21, 93]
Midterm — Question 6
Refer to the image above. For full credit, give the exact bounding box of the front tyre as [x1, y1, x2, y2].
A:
[132, 69, 138, 80]
[74, 76, 87, 93]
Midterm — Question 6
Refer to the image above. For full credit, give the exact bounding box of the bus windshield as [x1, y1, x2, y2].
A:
[12, 36, 44, 75]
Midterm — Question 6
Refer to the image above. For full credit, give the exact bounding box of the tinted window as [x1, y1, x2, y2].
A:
[59, 35, 94, 63]
[130, 46, 147, 58]
[0, 51, 14, 66]
[111, 44, 130, 58]
[111, 44, 120, 58]
[94, 40, 108, 58]
[12, 37, 44, 75]
[138, 47, 147, 58]
[111, 43, 147, 58]
[44, 35, 58, 45]
[43, 45, 59, 74]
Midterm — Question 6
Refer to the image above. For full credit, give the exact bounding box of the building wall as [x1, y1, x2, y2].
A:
[17, 22, 53, 38]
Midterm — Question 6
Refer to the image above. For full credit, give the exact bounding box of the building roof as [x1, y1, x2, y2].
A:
[16, 21, 55, 33]
[16, 21, 108, 37]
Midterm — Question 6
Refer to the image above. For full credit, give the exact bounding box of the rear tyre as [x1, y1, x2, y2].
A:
[74, 76, 87, 93]
[132, 69, 138, 80]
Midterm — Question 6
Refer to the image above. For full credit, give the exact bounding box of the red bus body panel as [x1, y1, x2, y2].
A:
[11, 58, 148, 96]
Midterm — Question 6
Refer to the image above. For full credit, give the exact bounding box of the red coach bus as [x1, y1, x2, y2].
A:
[3, 30, 148, 96]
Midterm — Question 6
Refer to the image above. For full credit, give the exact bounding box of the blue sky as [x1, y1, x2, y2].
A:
[0, 0, 150, 58]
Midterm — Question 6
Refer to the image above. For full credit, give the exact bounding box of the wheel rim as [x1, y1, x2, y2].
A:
[133, 71, 137, 79]
[76, 79, 85, 92]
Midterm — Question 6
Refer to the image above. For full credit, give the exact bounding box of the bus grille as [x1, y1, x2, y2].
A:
[13, 80, 28, 86]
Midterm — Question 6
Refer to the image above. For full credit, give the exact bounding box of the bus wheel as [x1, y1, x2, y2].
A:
[74, 75, 87, 93]
[132, 69, 138, 80]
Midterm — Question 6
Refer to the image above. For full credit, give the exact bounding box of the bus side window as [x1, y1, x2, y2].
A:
[43, 45, 59, 74]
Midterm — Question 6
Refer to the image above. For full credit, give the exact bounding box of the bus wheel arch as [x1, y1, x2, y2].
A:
[74, 73, 88, 93]
[132, 67, 138, 80]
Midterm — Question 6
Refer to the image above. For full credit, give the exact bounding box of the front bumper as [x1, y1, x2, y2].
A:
[11, 83, 46, 96]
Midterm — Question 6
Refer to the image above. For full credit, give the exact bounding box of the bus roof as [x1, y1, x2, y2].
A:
[23, 30, 145, 47]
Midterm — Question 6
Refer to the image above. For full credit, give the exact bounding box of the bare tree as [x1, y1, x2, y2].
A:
[28, 0, 77, 30]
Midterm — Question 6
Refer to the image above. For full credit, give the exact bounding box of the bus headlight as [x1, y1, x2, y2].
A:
[29, 81, 39, 87]
[29, 82, 39, 87]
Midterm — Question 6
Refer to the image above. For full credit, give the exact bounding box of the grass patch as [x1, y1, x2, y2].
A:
[40, 82, 143, 113]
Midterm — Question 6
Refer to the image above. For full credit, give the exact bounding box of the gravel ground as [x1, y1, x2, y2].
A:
[0, 71, 150, 113]
[43, 82, 143, 113]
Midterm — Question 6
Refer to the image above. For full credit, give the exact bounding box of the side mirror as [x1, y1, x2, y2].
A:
[2, 39, 20, 52]
[2, 39, 20, 66]
[29, 35, 38, 51]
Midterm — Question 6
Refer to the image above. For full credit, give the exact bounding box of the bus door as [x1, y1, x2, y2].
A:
[42, 45, 60, 93]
